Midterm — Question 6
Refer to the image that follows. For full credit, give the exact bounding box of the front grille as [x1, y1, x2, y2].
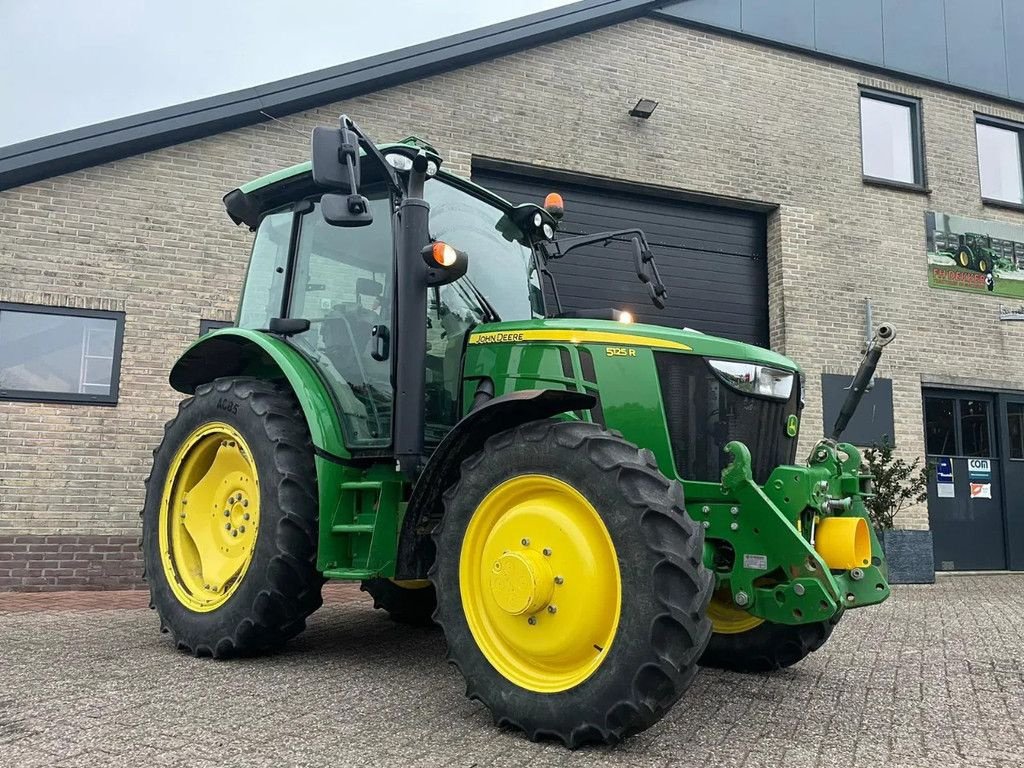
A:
[655, 352, 800, 485]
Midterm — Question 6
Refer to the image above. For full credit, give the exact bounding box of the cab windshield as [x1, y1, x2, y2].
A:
[424, 178, 543, 320]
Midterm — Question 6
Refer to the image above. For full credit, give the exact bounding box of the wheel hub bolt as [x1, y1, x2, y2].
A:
[232, 530, 238, 538]
[547, 605, 557, 614]
[542, 548, 552, 557]
[225, 523, 231, 530]
[554, 576, 564, 585]
[242, 500, 249, 508]
[239, 526, 246, 533]
[521, 538, 530, 547]
[224, 510, 230, 517]
[243, 513, 250, 521]
[734, 591, 749, 606]
[528, 616, 537, 625]
[180, 513, 186, 519]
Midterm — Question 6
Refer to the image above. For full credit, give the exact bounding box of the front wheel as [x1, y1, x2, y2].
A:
[699, 589, 840, 673]
[142, 377, 323, 657]
[431, 420, 712, 747]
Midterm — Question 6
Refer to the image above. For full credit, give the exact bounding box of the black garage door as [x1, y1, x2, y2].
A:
[472, 165, 769, 347]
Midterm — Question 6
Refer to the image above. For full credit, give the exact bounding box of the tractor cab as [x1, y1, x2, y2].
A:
[221, 140, 554, 452]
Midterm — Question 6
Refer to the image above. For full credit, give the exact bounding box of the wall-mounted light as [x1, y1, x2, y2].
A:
[629, 98, 659, 119]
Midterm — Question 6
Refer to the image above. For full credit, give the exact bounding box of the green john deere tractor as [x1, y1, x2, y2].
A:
[143, 115, 893, 747]
[953, 232, 997, 273]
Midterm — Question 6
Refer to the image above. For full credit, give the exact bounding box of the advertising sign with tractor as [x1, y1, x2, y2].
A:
[927, 211, 1024, 299]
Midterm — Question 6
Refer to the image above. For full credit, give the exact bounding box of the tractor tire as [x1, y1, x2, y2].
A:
[700, 601, 841, 673]
[361, 578, 437, 625]
[142, 377, 323, 658]
[431, 419, 713, 748]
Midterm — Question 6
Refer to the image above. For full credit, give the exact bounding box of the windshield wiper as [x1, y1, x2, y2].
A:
[460, 277, 501, 322]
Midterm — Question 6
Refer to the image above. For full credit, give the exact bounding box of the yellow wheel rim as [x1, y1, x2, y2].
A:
[459, 475, 621, 693]
[979, 259, 989, 272]
[959, 251, 971, 267]
[707, 588, 764, 635]
[158, 422, 260, 612]
[390, 579, 432, 589]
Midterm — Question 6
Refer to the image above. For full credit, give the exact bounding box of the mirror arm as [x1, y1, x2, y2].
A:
[341, 115, 404, 198]
[544, 228, 651, 259]
[536, 252, 563, 317]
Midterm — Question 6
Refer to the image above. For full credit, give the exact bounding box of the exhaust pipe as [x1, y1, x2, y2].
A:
[830, 324, 896, 441]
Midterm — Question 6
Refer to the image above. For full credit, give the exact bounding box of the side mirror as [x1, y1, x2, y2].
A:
[312, 117, 373, 227]
[631, 236, 667, 309]
[311, 121, 361, 192]
[421, 242, 469, 286]
[321, 192, 373, 228]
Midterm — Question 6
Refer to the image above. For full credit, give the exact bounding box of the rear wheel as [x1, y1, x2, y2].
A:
[142, 377, 323, 657]
[361, 578, 437, 625]
[431, 420, 712, 747]
[699, 589, 839, 673]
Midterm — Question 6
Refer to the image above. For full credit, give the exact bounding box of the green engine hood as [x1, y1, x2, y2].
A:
[468, 318, 800, 372]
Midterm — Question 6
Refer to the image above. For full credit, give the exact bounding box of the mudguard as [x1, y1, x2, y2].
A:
[169, 328, 349, 460]
[394, 388, 595, 579]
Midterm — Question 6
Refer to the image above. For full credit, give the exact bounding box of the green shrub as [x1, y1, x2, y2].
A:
[862, 440, 930, 531]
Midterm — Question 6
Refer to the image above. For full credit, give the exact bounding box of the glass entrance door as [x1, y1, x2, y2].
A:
[924, 391, 1006, 570]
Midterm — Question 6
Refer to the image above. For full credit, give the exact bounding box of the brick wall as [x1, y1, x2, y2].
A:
[2, 17, 1023, 587]
[0, 535, 142, 591]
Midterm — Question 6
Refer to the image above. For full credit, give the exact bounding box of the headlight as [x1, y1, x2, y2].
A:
[707, 359, 795, 400]
[384, 153, 413, 171]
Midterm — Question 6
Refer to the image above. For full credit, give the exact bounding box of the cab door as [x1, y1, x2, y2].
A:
[924, 391, 1006, 570]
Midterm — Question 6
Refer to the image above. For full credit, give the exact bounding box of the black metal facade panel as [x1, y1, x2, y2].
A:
[471, 166, 769, 347]
[821, 373, 896, 447]
[657, 0, 1024, 107]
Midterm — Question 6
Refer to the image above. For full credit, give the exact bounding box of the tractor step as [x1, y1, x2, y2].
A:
[323, 568, 378, 580]
[331, 523, 375, 534]
[318, 476, 403, 577]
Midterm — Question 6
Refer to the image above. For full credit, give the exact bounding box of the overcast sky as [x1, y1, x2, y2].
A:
[0, 0, 571, 148]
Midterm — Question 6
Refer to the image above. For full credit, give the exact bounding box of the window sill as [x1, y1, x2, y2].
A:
[862, 176, 931, 195]
[981, 197, 1024, 213]
[0, 392, 118, 406]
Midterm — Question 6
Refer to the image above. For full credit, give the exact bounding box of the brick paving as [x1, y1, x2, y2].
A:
[1, 575, 1022, 767]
